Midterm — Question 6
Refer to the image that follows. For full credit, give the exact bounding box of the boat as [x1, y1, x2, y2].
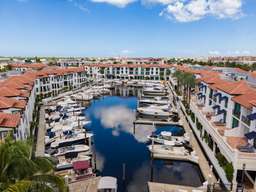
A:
[137, 106, 171, 117]
[50, 133, 86, 148]
[54, 145, 90, 156]
[72, 93, 93, 101]
[98, 177, 117, 192]
[139, 96, 170, 105]
[143, 87, 167, 96]
[148, 131, 189, 146]
[56, 153, 91, 170]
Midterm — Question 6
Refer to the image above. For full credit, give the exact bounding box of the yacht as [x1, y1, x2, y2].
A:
[148, 131, 189, 146]
[50, 133, 87, 148]
[143, 87, 167, 96]
[56, 154, 91, 170]
[137, 106, 171, 117]
[54, 145, 90, 157]
[139, 97, 170, 105]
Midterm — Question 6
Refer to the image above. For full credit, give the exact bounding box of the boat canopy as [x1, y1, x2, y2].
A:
[160, 131, 172, 137]
[98, 176, 117, 190]
[245, 131, 256, 140]
[247, 113, 256, 121]
[73, 160, 90, 170]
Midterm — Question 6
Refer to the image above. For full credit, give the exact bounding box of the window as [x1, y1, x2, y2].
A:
[232, 117, 239, 128]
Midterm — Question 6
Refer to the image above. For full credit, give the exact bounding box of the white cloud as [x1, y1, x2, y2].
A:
[120, 49, 133, 55]
[209, 50, 220, 55]
[159, 0, 243, 22]
[95, 105, 155, 142]
[91, 0, 136, 8]
[67, 0, 89, 13]
[16, 0, 29, 2]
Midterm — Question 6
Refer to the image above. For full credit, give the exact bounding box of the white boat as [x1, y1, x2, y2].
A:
[139, 98, 170, 105]
[50, 133, 86, 148]
[56, 154, 91, 170]
[146, 104, 170, 111]
[72, 93, 93, 101]
[45, 136, 55, 146]
[148, 131, 189, 146]
[54, 145, 90, 156]
[137, 106, 171, 117]
[98, 177, 117, 192]
[143, 88, 167, 96]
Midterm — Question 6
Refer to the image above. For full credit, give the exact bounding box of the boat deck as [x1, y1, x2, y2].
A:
[150, 144, 199, 164]
[134, 118, 181, 126]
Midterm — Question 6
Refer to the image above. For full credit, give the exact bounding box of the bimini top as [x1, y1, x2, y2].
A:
[98, 176, 117, 190]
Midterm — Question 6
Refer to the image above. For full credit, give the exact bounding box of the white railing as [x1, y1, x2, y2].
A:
[190, 101, 235, 162]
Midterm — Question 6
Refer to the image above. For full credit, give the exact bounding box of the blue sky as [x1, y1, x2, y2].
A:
[0, 0, 255, 57]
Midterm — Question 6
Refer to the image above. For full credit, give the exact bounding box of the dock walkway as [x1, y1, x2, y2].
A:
[167, 82, 216, 184]
[35, 106, 45, 157]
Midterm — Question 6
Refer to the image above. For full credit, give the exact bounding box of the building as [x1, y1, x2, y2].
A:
[0, 66, 88, 141]
[85, 64, 172, 80]
[172, 66, 256, 191]
[10, 63, 48, 72]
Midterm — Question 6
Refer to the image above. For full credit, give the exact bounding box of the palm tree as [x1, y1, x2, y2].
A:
[0, 136, 67, 192]
[173, 71, 195, 104]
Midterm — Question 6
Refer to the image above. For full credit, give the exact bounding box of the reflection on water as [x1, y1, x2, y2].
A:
[84, 88, 204, 192]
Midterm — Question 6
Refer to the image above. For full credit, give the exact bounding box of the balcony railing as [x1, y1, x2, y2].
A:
[241, 115, 251, 126]
[233, 110, 241, 119]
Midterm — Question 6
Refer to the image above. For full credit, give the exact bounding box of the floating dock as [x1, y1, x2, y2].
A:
[148, 144, 199, 164]
[134, 118, 182, 126]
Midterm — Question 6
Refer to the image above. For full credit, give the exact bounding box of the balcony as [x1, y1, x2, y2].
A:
[241, 115, 251, 126]
[190, 96, 256, 170]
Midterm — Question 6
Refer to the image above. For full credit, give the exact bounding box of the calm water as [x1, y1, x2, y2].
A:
[84, 88, 204, 192]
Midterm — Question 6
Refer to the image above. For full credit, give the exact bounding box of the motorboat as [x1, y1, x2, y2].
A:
[143, 87, 167, 96]
[54, 145, 90, 156]
[50, 133, 86, 148]
[145, 104, 170, 111]
[148, 131, 189, 146]
[139, 97, 170, 105]
[98, 177, 117, 192]
[137, 106, 171, 117]
[72, 93, 93, 101]
[56, 153, 91, 170]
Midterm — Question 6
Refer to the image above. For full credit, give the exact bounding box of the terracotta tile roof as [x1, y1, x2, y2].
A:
[249, 71, 256, 79]
[10, 63, 47, 70]
[0, 87, 21, 97]
[232, 90, 256, 109]
[84, 63, 171, 68]
[0, 112, 20, 128]
[0, 97, 26, 110]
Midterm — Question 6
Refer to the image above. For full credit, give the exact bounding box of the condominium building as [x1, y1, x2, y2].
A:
[0, 66, 88, 141]
[172, 66, 256, 190]
[85, 64, 172, 80]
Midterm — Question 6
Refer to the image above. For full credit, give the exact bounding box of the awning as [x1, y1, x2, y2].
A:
[213, 92, 221, 98]
[220, 96, 228, 102]
[245, 131, 256, 140]
[212, 105, 220, 110]
[73, 160, 90, 170]
[247, 113, 256, 121]
[217, 109, 226, 115]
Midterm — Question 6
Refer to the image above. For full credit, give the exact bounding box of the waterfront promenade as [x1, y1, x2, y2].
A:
[167, 82, 217, 184]
[35, 105, 45, 157]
